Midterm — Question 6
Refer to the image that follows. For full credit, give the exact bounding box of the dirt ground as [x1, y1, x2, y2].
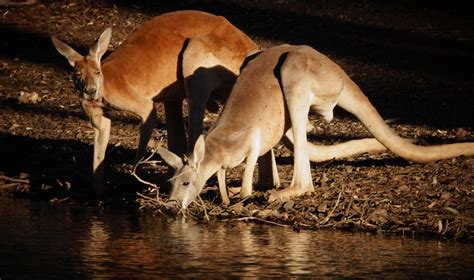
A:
[1, 0, 473, 240]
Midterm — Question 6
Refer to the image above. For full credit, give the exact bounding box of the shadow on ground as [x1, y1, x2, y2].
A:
[107, 0, 474, 79]
[1, 1, 473, 128]
[0, 134, 142, 201]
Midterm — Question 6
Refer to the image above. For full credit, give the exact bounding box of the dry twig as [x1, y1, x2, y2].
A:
[320, 185, 345, 225]
[131, 149, 160, 196]
[197, 194, 210, 222]
[1, 183, 21, 190]
[0, 175, 29, 184]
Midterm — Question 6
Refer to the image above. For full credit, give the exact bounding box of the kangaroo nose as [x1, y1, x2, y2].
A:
[85, 86, 97, 96]
[167, 198, 189, 210]
[167, 200, 179, 208]
[83, 86, 99, 100]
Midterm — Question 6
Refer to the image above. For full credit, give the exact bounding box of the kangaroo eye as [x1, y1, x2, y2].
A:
[182, 181, 190, 186]
[95, 71, 101, 75]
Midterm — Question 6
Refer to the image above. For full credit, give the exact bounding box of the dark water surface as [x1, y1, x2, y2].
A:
[0, 198, 473, 278]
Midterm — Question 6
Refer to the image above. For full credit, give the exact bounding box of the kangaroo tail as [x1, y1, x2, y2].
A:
[337, 80, 474, 163]
[282, 130, 388, 162]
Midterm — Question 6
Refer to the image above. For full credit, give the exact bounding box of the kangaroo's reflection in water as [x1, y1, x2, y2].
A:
[0, 198, 473, 278]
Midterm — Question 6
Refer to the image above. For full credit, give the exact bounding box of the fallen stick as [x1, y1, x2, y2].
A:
[320, 185, 345, 225]
[0, 175, 29, 184]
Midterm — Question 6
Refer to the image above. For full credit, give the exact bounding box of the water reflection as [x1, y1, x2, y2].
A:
[0, 198, 473, 278]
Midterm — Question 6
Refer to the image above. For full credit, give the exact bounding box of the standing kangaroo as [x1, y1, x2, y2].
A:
[51, 10, 258, 197]
[157, 44, 474, 209]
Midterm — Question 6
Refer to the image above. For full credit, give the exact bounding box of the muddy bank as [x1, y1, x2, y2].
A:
[0, 0, 473, 240]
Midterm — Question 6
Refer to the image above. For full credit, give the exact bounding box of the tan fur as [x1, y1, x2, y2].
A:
[52, 10, 258, 197]
[158, 44, 474, 208]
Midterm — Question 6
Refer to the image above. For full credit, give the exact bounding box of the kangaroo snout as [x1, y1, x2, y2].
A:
[168, 197, 190, 210]
[84, 86, 98, 99]
[166, 199, 180, 208]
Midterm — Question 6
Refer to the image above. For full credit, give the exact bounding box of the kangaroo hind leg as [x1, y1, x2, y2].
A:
[269, 56, 315, 202]
[240, 129, 261, 199]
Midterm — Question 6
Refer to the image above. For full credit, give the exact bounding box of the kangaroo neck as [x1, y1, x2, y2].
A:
[197, 150, 223, 185]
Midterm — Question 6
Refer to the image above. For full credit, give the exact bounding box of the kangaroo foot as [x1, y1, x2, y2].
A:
[268, 186, 314, 202]
[240, 187, 252, 199]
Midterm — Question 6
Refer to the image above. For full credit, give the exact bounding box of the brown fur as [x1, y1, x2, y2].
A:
[52, 10, 258, 197]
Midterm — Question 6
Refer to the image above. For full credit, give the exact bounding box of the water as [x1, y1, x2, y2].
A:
[0, 198, 473, 278]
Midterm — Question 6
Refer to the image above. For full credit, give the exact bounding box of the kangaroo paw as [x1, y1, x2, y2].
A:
[268, 186, 314, 202]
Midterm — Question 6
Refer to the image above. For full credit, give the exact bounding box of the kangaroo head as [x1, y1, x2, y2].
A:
[51, 28, 111, 101]
[157, 135, 206, 209]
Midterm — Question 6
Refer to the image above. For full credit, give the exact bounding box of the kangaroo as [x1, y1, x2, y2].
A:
[51, 10, 258, 197]
[157, 44, 474, 209]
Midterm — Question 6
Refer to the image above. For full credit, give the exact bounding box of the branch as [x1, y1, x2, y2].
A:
[320, 185, 345, 225]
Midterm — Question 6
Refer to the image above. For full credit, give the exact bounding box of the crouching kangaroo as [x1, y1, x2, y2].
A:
[51, 10, 258, 197]
[157, 44, 474, 208]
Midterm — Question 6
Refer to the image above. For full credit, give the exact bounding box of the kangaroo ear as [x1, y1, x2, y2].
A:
[156, 146, 183, 170]
[51, 36, 83, 67]
[191, 135, 205, 169]
[89, 27, 112, 62]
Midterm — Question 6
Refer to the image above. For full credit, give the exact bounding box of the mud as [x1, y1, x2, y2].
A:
[0, 0, 473, 240]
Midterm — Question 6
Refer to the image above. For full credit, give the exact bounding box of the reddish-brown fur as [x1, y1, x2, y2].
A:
[52, 10, 258, 197]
